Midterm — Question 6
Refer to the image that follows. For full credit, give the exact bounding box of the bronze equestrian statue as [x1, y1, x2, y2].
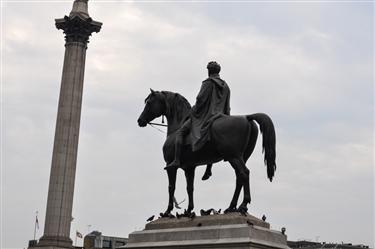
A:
[137, 62, 276, 216]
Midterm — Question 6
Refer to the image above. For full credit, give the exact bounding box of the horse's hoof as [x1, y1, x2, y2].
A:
[189, 212, 196, 219]
[160, 211, 170, 218]
[224, 207, 237, 214]
[183, 209, 195, 218]
[238, 206, 248, 216]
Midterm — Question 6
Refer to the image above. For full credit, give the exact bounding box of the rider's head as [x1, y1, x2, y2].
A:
[207, 61, 221, 76]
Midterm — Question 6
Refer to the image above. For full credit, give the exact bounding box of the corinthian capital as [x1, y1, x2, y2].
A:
[55, 0, 102, 44]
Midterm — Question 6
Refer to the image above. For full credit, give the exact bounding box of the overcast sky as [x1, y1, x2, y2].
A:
[2, 1, 374, 248]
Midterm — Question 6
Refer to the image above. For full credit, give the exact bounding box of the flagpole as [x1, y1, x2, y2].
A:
[33, 211, 38, 240]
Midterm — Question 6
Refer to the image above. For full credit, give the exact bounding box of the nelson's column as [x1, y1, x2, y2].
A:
[36, 0, 102, 248]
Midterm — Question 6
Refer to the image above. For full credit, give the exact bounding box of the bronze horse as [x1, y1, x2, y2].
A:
[137, 90, 276, 215]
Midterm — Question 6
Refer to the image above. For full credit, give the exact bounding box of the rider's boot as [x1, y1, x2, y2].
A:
[165, 132, 183, 170]
[202, 163, 213, 180]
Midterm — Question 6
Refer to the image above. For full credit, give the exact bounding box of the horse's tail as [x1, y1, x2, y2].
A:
[246, 113, 276, 182]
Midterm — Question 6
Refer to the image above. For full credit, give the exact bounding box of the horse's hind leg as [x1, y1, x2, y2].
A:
[243, 120, 258, 163]
[224, 168, 243, 213]
[184, 168, 195, 214]
[229, 158, 250, 214]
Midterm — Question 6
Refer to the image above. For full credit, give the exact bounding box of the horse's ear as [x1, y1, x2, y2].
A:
[150, 88, 155, 94]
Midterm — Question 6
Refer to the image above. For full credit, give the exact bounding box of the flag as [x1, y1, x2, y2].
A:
[35, 215, 39, 230]
[76, 231, 83, 238]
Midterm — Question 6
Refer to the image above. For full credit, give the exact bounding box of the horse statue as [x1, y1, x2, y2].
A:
[137, 89, 276, 216]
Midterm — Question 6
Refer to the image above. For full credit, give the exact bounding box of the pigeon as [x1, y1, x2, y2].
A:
[146, 215, 155, 222]
[200, 209, 212, 216]
[281, 227, 286, 235]
[213, 209, 221, 215]
[247, 220, 254, 226]
[262, 215, 267, 221]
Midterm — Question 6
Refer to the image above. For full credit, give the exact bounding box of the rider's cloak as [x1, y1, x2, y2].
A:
[190, 75, 231, 151]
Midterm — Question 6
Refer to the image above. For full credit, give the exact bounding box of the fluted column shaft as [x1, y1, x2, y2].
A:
[39, 42, 87, 248]
[37, 1, 101, 248]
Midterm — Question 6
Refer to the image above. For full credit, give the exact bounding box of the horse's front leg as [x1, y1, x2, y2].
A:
[184, 167, 195, 214]
[163, 168, 177, 216]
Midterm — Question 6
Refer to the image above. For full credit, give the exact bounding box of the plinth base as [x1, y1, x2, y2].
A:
[30, 247, 72, 249]
[124, 213, 289, 249]
[28, 235, 73, 249]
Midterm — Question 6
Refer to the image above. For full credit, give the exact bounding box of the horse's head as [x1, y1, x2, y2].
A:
[138, 89, 166, 127]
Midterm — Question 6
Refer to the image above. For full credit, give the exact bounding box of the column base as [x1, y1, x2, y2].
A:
[31, 235, 73, 249]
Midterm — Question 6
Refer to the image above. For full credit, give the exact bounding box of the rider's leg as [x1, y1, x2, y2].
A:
[165, 120, 190, 169]
[202, 163, 213, 180]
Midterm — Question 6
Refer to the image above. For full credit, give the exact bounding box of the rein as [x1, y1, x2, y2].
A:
[149, 123, 166, 133]
[148, 115, 168, 133]
[148, 122, 167, 127]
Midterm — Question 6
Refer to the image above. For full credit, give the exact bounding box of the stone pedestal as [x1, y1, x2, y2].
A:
[125, 213, 290, 249]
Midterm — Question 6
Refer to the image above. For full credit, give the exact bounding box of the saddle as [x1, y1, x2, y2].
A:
[184, 113, 227, 150]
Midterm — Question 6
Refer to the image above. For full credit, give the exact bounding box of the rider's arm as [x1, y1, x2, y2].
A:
[224, 88, 231, 115]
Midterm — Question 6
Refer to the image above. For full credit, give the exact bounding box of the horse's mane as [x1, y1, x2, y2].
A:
[161, 91, 191, 122]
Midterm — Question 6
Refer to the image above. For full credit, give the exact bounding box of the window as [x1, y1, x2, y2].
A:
[115, 241, 125, 248]
[102, 240, 112, 248]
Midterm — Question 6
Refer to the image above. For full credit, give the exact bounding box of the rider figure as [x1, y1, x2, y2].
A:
[165, 61, 231, 170]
